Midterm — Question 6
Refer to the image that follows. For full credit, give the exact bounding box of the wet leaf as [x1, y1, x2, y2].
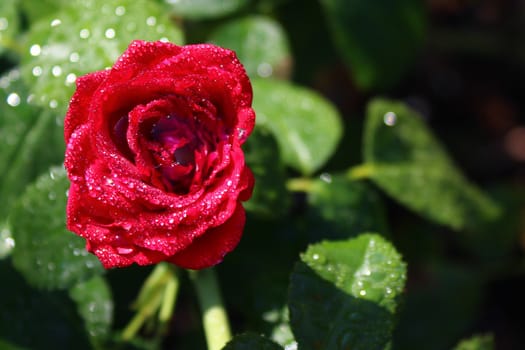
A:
[223, 333, 283, 350]
[289, 234, 406, 349]
[19, 0, 67, 24]
[306, 174, 389, 241]
[453, 334, 494, 350]
[0, 260, 91, 349]
[208, 15, 291, 79]
[0, 0, 20, 55]
[69, 275, 113, 347]
[320, 0, 426, 90]
[243, 127, 290, 218]
[20, 0, 184, 114]
[363, 98, 501, 231]
[10, 166, 104, 290]
[166, 0, 248, 19]
[252, 78, 343, 175]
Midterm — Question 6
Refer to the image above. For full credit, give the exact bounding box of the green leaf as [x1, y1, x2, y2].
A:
[453, 334, 494, 350]
[363, 99, 501, 231]
[252, 79, 343, 175]
[0, 71, 64, 225]
[223, 333, 283, 350]
[166, 0, 248, 20]
[289, 233, 406, 350]
[0, 0, 20, 55]
[0, 260, 91, 349]
[208, 15, 291, 79]
[20, 0, 184, 114]
[10, 166, 104, 290]
[320, 0, 425, 90]
[243, 127, 290, 218]
[19, 0, 67, 24]
[69, 275, 113, 347]
[306, 174, 389, 240]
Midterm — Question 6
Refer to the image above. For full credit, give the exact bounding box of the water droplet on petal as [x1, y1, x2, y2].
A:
[237, 128, 247, 141]
[384, 111, 397, 126]
[117, 247, 133, 254]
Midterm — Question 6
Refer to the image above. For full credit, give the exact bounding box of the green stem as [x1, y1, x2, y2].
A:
[0, 37, 24, 56]
[346, 163, 375, 180]
[286, 177, 314, 192]
[190, 268, 232, 350]
[122, 263, 179, 341]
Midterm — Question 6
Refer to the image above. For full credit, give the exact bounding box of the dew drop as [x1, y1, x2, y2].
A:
[48, 191, 57, 200]
[49, 99, 58, 109]
[0, 18, 8, 31]
[115, 6, 126, 16]
[359, 290, 367, 296]
[384, 111, 397, 126]
[105, 28, 115, 39]
[50, 18, 62, 27]
[6, 92, 20, 107]
[320, 172, 332, 183]
[69, 52, 80, 63]
[312, 253, 320, 260]
[257, 62, 273, 78]
[79, 28, 90, 39]
[117, 247, 133, 254]
[32, 66, 43, 77]
[146, 16, 157, 26]
[385, 287, 392, 295]
[159, 37, 169, 42]
[29, 44, 41, 56]
[65, 73, 77, 85]
[237, 128, 247, 141]
[51, 65, 62, 77]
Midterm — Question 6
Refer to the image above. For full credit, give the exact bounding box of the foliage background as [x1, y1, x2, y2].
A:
[0, 0, 524, 349]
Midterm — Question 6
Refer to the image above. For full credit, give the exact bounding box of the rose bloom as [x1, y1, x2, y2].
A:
[64, 40, 255, 269]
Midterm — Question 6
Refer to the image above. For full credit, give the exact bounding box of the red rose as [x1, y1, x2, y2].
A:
[64, 40, 255, 269]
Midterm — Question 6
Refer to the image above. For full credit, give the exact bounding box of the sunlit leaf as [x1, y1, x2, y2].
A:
[21, 0, 184, 114]
[209, 15, 291, 79]
[363, 99, 500, 231]
[166, 0, 248, 19]
[289, 233, 406, 349]
[10, 166, 104, 290]
[252, 79, 343, 175]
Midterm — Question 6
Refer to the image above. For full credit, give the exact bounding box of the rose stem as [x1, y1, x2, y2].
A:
[286, 164, 375, 193]
[190, 268, 232, 350]
[122, 263, 179, 341]
[346, 163, 375, 180]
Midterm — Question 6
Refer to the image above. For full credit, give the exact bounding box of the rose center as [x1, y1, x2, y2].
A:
[148, 115, 201, 194]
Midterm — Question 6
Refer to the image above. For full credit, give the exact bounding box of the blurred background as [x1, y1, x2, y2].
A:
[1, 0, 525, 349]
